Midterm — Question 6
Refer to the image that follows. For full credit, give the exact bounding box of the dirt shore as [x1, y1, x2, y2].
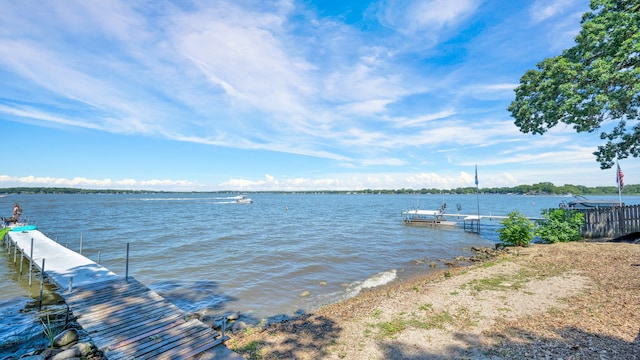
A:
[228, 242, 640, 359]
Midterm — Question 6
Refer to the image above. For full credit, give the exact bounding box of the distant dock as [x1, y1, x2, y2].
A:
[3, 226, 241, 359]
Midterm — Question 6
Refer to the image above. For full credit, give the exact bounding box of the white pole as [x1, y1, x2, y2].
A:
[475, 165, 480, 232]
[617, 161, 623, 207]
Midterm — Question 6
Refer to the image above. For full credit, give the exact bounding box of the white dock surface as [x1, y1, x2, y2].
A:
[7, 228, 119, 289]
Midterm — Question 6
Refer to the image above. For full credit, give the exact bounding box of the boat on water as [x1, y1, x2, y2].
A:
[402, 204, 457, 226]
[236, 195, 253, 204]
[559, 195, 622, 209]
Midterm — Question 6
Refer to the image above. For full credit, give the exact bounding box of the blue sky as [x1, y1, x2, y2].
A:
[0, 0, 635, 191]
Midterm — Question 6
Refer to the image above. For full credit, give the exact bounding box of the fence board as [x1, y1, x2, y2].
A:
[576, 204, 640, 239]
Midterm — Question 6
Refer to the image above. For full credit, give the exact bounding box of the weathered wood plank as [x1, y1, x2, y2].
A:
[73, 296, 169, 324]
[106, 319, 215, 360]
[91, 314, 185, 350]
[80, 312, 184, 338]
[140, 327, 217, 360]
[65, 282, 149, 306]
[100, 318, 193, 357]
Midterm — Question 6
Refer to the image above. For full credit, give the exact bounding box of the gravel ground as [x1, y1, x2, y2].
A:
[228, 241, 640, 359]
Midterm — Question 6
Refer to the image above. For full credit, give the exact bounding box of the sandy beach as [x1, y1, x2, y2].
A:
[227, 241, 640, 359]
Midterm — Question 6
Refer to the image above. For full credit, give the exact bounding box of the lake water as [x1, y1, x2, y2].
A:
[1, 192, 637, 356]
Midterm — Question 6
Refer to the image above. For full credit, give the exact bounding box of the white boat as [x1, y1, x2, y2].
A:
[236, 195, 253, 204]
[402, 204, 457, 226]
[559, 195, 622, 209]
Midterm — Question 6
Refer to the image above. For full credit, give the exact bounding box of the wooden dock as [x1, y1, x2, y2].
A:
[3, 227, 242, 359]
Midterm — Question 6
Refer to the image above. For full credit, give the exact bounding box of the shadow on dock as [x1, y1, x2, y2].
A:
[63, 277, 240, 359]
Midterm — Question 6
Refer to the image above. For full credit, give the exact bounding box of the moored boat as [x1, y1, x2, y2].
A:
[559, 195, 622, 209]
[401, 208, 457, 226]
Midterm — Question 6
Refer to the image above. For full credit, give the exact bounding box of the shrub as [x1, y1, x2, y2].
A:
[497, 211, 534, 247]
[535, 208, 585, 243]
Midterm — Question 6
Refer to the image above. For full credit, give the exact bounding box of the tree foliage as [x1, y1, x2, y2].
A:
[508, 0, 640, 169]
[497, 211, 535, 247]
[534, 208, 585, 243]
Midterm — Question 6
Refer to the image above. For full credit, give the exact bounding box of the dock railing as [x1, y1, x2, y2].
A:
[576, 204, 640, 239]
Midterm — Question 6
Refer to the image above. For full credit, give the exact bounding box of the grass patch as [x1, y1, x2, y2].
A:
[467, 274, 522, 291]
[419, 303, 433, 311]
[423, 311, 455, 329]
[371, 308, 383, 318]
[370, 305, 480, 340]
[479, 260, 499, 268]
[375, 318, 407, 339]
[464, 266, 551, 292]
[230, 340, 265, 360]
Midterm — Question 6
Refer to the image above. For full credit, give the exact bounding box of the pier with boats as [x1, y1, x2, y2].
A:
[401, 206, 509, 232]
[1, 224, 241, 359]
[402, 196, 640, 239]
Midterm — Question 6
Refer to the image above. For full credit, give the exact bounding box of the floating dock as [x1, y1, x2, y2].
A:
[3, 226, 241, 359]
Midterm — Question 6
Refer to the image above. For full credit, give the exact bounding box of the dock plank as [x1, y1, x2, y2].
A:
[73, 296, 169, 324]
[91, 313, 185, 347]
[106, 319, 214, 360]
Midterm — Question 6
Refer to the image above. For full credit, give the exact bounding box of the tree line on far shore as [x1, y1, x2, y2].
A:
[0, 182, 638, 195]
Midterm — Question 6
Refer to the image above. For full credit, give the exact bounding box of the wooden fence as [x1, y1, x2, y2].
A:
[577, 204, 640, 239]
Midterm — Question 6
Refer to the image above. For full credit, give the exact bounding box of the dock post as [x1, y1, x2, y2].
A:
[125, 242, 130, 282]
[29, 238, 34, 286]
[39, 258, 45, 310]
[19, 248, 24, 274]
[98, 250, 101, 265]
[13, 241, 17, 264]
[221, 317, 226, 340]
[69, 276, 73, 292]
[79, 233, 83, 255]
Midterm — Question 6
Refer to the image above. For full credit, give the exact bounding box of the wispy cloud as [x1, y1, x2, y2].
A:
[0, 175, 197, 191]
[376, 0, 481, 36]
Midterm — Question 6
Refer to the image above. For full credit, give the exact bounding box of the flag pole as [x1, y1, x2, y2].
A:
[618, 178, 622, 207]
[617, 161, 623, 207]
[475, 165, 480, 232]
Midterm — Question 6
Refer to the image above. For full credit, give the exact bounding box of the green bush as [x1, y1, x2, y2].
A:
[497, 211, 534, 247]
[534, 208, 585, 243]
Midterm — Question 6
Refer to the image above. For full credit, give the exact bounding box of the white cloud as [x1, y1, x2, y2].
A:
[377, 0, 481, 35]
[0, 175, 197, 191]
[529, 0, 579, 23]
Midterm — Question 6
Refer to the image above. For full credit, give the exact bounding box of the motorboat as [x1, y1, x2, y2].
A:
[236, 195, 253, 204]
[559, 195, 622, 209]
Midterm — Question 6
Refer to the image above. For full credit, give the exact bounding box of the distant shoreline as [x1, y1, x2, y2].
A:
[1, 185, 638, 195]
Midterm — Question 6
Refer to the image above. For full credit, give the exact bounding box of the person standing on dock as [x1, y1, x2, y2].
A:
[2, 202, 22, 224]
